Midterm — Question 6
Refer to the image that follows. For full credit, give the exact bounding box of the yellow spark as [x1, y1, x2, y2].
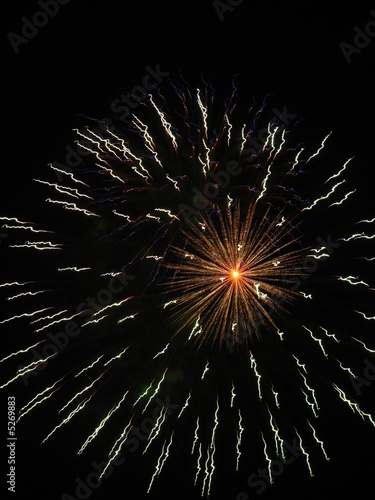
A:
[166, 201, 307, 346]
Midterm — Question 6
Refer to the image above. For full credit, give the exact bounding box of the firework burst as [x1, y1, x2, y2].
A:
[0, 76, 374, 497]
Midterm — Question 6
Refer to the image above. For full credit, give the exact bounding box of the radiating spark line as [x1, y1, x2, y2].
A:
[340, 232, 375, 242]
[295, 428, 313, 476]
[351, 337, 375, 352]
[250, 352, 262, 400]
[78, 392, 128, 455]
[307, 420, 329, 460]
[0, 281, 33, 289]
[58, 267, 91, 272]
[194, 443, 202, 485]
[338, 275, 370, 287]
[329, 189, 356, 207]
[268, 409, 284, 459]
[49, 164, 89, 186]
[336, 359, 356, 378]
[147, 434, 173, 493]
[153, 343, 170, 359]
[271, 385, 280, 409]
[74, 356, 104, 378]
[305, 131, 331, 164]
[356, 217, 375, 224]
[42, 393, 95, 445]
[201, 361, 209, 380]
[236, 410, 244, 470]
[261, 433, 273, 484]
[320, 326, 340, 343]
[142, 368, 168, 414]
[302, 325, 328, 358]
[177, 391, 191, 419]
[230, 382, 236, 408]
[354, 311, 375, 321]
[33, 179, 94, 200]
[45, 198, 99, 218]
[302, 180, 346, 212]
[149, 95, 178, 150]
[0, 353, 56, 389]
[59, 373, 105, 414]
[81, 316, 107, 327]
[1, 224, 52, 234]
[333, 385, 375, 427]
[324, 156, 353, 183]
[17, 377, 64, 422]
[143, 408, 166, 454]
[117, 313, 137, 324]
[191, 417, 200, 454]
[7, 290, 47, 301]
[9, 241, 62, 251]
[99, 418, 133, 480]
[0, 307, 52, 325]
[33, 310, 84, 333]
[0, 341, 44, 363]
[103, 347, 129, 367]
[133, 381, 153, 408]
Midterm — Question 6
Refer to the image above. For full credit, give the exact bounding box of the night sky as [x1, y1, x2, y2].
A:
[2, 2, 375, 499]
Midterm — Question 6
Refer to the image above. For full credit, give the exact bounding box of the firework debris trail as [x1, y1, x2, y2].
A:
[1, 77, 375, 496]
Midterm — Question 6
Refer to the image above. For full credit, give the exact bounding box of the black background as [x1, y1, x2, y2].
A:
[1, 1, 375, 499]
